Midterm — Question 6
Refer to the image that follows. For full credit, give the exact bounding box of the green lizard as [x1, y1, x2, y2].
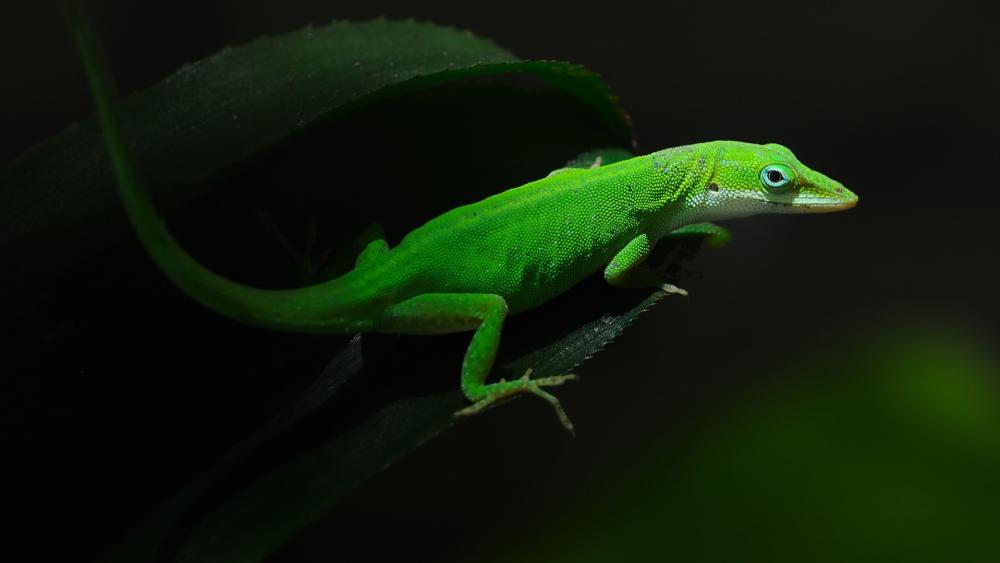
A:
[76, 24, 857, 434]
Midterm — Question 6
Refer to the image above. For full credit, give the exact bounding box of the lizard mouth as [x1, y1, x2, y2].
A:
[764, 196, 858, 213]
[760, 183, 859, 213]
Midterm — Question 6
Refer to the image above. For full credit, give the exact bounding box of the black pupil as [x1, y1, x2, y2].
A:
[767, 169, 784, 183]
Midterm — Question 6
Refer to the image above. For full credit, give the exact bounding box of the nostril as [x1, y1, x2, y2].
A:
[708, 183, 719, 192]
[835, 187, 844, 194]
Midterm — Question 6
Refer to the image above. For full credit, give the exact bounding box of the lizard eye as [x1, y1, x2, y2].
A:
[760, 164, 792, 192]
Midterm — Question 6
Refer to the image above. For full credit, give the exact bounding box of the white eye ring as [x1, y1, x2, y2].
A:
[760, 165, 791, 190]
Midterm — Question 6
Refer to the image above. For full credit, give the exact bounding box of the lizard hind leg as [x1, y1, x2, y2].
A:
[380, 293, 578, 433]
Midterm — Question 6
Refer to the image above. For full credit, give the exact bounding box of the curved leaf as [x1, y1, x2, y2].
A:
[0, 18, 630, 309]
[149, 260, 696, 563]
[147, 242, 711, 563]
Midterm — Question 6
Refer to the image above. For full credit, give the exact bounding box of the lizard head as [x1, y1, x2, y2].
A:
[690, 141, 857, 220]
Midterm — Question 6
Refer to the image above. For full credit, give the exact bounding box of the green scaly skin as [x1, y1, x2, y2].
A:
[74, 19, 857, 433]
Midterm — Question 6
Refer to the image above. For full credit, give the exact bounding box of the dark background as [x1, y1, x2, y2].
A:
[3, 1, 998, 561]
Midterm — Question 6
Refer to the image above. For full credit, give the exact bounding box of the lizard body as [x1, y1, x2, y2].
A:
[76, 28, 857, 432]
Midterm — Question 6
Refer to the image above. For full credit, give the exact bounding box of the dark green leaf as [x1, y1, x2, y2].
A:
[150, 261, 687, 563]
[0, 18, 630, 309]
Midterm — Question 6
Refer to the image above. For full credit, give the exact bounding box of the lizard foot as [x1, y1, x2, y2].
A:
[455, 368, 578, 434]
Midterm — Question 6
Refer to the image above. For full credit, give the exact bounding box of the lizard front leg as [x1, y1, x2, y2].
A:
[603, 234, 688, 295]
[381, 293, 577, 432]
[604, 224, 731, 294]
[664, 222, 731, 247]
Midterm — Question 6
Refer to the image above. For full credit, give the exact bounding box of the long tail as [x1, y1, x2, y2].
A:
[69, 4, 358, 334]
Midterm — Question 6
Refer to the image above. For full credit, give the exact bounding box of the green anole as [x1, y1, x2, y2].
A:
[76, 24, 857, 434]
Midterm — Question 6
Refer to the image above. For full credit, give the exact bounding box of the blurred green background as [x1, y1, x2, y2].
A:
[488, 325, 1000, 563]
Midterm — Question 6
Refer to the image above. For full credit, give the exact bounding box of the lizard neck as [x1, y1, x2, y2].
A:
[640, 142, 719, 237]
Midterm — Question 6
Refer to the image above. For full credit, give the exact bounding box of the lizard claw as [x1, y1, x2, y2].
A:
[660, 283, 689, 296]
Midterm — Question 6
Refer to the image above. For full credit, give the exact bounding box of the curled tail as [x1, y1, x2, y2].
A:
[70, 6, 366, 334]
